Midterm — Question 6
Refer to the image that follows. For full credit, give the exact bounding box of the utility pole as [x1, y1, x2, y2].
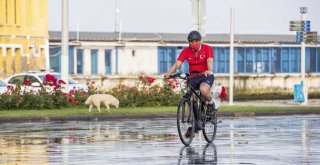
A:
[229, 8, 234, 105]
[300, 7, 308, 105]
[192, 0, 206, 36]
[61, 0, 69, 88]
[114, 0, 119, 32]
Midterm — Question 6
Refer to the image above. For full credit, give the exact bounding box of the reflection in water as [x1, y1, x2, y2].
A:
[229, 121, 234, 164]
[0, 116, 319, 164]
[301, 119, 309, 163]
[0, 120, 179, 164]
[177, 143, 218, 164]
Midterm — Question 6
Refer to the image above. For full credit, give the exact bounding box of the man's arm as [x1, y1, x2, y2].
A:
[164, 61, 183, 78]
[204, 58, 213, 76]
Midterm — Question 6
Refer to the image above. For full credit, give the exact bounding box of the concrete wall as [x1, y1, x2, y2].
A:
[117, 44, 158, 75]
[72, 74, 320, 92]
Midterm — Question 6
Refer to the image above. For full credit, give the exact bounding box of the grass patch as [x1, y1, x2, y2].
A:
[0, 107, 177, 118]
[0, 106, 319, 118]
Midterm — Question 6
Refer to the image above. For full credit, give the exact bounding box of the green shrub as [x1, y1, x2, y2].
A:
[1, 74, 318, 110]
[109, 76, 182, 107]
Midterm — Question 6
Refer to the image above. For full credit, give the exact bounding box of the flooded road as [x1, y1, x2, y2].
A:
[0, 115, 319, 164]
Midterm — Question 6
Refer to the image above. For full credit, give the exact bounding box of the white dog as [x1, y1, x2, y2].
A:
[85, 94, 120, 112]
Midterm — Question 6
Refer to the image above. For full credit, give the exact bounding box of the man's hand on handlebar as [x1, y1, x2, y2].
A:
[204, 70, 213, 77]
[164, 73, 171, 79]
[164, 73, 182, 79]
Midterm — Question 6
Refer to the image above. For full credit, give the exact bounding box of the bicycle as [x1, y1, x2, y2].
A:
[167, 72, 218, 146]
[177, 143, 218, 164]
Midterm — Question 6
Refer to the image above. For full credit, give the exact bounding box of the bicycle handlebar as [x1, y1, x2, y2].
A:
[167, 72, 207, 80]
[168, 73, 182, 79]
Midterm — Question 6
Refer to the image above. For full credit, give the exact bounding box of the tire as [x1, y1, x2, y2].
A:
[202, 143, 218, 163]
[202, 105, 217, 143]
[177, 97, 195, 146]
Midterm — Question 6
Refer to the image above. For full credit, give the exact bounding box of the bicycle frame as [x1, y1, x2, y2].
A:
[179, 74, 209, 123]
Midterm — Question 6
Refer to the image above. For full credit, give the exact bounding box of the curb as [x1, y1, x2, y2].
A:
[1, 110, 320, 123]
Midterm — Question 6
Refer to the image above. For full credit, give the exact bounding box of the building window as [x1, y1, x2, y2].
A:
[245, 48, 254, 73]
[91, 49, 98, 75]
[213, 47, 229, 73]
[49, 46, 61, 72]
[132, 50, 135, 57]
[317, 48, 320, 72]
[68, 46, 74, 74]
[0, 0, 6, 24]
[281, 48, 290, 73]
[50, 46, 74, 74]
[308, 48, 317, 73]
[105, 50, 112, 74]
[254, 48, 270, 73]
[273, 47, 300, 73]
[272, 48, 280, 73]
[158, 47, 177, 74]
[290, 48, 300, 73]
[236, 47, 245, 73]
[77, 49, 83, 74]
[235, 47, 272, 73]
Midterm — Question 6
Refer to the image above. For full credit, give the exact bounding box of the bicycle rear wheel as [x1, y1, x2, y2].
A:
[203, 106, 217, 143]
[177, 97, 195, 146]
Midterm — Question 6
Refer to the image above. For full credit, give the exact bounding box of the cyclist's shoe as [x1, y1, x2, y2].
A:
[206, 105, 216, 116]
[185, 127, 193, 138]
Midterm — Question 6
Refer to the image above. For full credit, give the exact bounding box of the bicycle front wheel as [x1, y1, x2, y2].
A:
[177, 97, 195, 146]
[203, 106, 217, 143]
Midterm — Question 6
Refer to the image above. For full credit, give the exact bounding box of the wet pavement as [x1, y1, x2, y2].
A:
[0, 115, 319, 164]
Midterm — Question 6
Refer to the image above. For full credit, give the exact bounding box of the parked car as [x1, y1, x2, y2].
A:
[4, 71, 88, 93]
[0, 80, 9, 94]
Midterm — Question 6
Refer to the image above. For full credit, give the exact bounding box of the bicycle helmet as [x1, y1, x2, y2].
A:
[187, 30, 202, 42]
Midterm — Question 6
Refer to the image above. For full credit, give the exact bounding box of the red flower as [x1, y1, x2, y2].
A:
[139, 75, 156, 84]
[58, 80, 66, 84]
[92, 81, 95, 84]
[45, 74, 55, 82]
[23, 80, 31, 85]
[146, 77, 155, 84]
[54, 85, 61, 91]
[73, 100, 79, 105]
[7, 85, 14, 90]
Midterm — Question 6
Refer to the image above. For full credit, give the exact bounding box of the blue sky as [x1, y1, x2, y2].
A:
[48, 0, 320, 34]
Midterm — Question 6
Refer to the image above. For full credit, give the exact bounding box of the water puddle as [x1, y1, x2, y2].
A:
[0, 115, 319, 164]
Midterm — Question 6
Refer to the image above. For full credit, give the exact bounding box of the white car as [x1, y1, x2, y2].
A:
[4, 71, 88, 93]
[0, 80, 9, 94]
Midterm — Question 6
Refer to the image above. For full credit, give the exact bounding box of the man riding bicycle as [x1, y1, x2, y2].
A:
[164, 30, 215, 135]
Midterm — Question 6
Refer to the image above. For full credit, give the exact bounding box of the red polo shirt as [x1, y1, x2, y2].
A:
[177, 44, 214, 73]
